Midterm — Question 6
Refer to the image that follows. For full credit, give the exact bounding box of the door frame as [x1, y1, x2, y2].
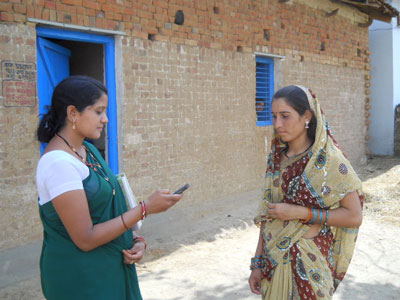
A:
[36, 27, 119, 173]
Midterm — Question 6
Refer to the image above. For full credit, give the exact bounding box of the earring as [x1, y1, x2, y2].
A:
[72, 118, 76, 130]
[305, 121, 309, 129]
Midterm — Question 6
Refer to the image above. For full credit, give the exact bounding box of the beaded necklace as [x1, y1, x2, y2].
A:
[56, 133, 116, 197]
[284, 142, 313, 159]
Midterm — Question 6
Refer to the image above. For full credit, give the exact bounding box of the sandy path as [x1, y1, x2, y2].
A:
[1, 156, 399, 299]
[137, 216, 400, 300]
[1, 216, 399, 300]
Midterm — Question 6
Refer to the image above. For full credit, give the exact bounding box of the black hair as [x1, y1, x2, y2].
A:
[272, 85, 317, 142]
[37, 76, 108, 143]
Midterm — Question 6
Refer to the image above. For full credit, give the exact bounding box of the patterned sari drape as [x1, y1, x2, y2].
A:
[254, 86, 363, 300]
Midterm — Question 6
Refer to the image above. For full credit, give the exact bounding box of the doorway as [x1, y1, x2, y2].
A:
[36, 27, 119, 173]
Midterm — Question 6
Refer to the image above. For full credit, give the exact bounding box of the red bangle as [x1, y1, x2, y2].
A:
[302, 207, 313, 223]
[140, 201, 147, 220]
[133, 236, 147, 249]
[121, 214, 129, 231]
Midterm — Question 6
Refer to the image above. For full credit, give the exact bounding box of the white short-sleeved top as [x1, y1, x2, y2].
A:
[36, 150, 90, 205]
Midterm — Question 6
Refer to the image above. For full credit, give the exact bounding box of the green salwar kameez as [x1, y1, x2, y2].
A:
[39, 142, 142, 300]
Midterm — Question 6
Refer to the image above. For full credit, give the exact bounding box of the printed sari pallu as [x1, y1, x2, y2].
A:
[254, 86, 363, 300]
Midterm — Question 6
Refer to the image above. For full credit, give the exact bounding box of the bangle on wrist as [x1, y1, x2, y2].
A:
[301, 207, 313, 223]
[139, 201, 147, 220]
[324, 209, 330, 226]
[250, 255, 264, 270]
[121, 214, 129, 231]
[133, 236, 147, 249]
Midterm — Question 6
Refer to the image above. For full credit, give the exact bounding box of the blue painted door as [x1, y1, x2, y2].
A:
[37, 37, 71, 152]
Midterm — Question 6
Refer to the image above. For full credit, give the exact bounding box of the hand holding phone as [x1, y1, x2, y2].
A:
[173, 183, 190, 194]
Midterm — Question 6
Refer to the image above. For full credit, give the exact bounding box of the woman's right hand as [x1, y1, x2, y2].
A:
[248, 269, 263, 295]
[145, 189, 183, 215]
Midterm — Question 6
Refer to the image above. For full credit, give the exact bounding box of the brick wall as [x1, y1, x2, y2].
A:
[120, 38, 271, 204]
[1, 0, 368, 68]
[280, 59, 367, 165]
[0, 0, 370, 250]
[0, 23, 42, 250]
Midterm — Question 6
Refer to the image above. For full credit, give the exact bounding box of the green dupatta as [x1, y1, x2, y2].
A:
[39, 142, 142, 300]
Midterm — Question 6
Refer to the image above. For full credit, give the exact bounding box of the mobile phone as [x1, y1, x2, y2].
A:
[173, 183, 190, 194]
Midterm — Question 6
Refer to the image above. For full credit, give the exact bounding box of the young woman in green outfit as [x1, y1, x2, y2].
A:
[36, 76, 182, 300]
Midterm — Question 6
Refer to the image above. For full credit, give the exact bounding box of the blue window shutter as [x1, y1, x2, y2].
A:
[255, 56, 274, 126]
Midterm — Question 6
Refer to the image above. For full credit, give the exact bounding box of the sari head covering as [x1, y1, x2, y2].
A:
[255, 85, 363, 299]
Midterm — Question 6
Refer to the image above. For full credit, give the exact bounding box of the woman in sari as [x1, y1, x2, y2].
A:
[36, 76, 182, 300]
[248, 85, 363, 299]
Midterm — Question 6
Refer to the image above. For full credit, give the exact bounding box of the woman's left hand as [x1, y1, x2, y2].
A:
[267, 203, 306, 221]
[122, 241, 146, 264]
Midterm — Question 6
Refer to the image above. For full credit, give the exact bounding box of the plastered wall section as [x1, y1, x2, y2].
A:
[0, 23, 42, 250]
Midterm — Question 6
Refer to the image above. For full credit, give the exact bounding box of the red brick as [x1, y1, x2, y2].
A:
[124, 21, 134, 30]
[86, 8, 95, 16]
[26, 5, 34, 17]
[142, 25, 157, 34]
[83, 0, 99, 10]
[34, 0, 44, 6]
[188, 33, 200, 40]
[158, 28, 173, 36]
[66, 5, 76, 14]
[62, 0, 82, 5]
[154, 0, 168, 9]
[42, 8, 49, 19]
[123, 14, 131, 22]
[76, 13, 84, 25]
[12, 3, 25, 14]
[76, 6, 85, 14]
[124, 7, 134, 15]
[138, 0, 152, 5]
[154, 13, 168, 22]
[44, 0, 55, 10]
[132, 29, 148, 39]
[154, 34, 170, 42]
[104, 19, 114, 30]
[34, 6, 42, 18]
[104, 11, 113, 19]
[56, 12, 63, 22]
[55, 2, 68, 12]
[102, 3, 120, 13]
[0, 3, 12, 11]
[137, 9, 153, 19]
[113, 13, 122, 21]
[95, 16, 104, 28]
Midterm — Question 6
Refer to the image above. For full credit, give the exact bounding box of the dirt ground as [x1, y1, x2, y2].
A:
[0, 155, 399, 300]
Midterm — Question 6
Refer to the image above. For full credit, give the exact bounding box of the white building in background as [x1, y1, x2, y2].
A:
[369, 0, 400, 155]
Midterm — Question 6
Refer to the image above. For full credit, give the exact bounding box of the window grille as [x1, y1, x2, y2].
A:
[255, 56, 274, 126]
